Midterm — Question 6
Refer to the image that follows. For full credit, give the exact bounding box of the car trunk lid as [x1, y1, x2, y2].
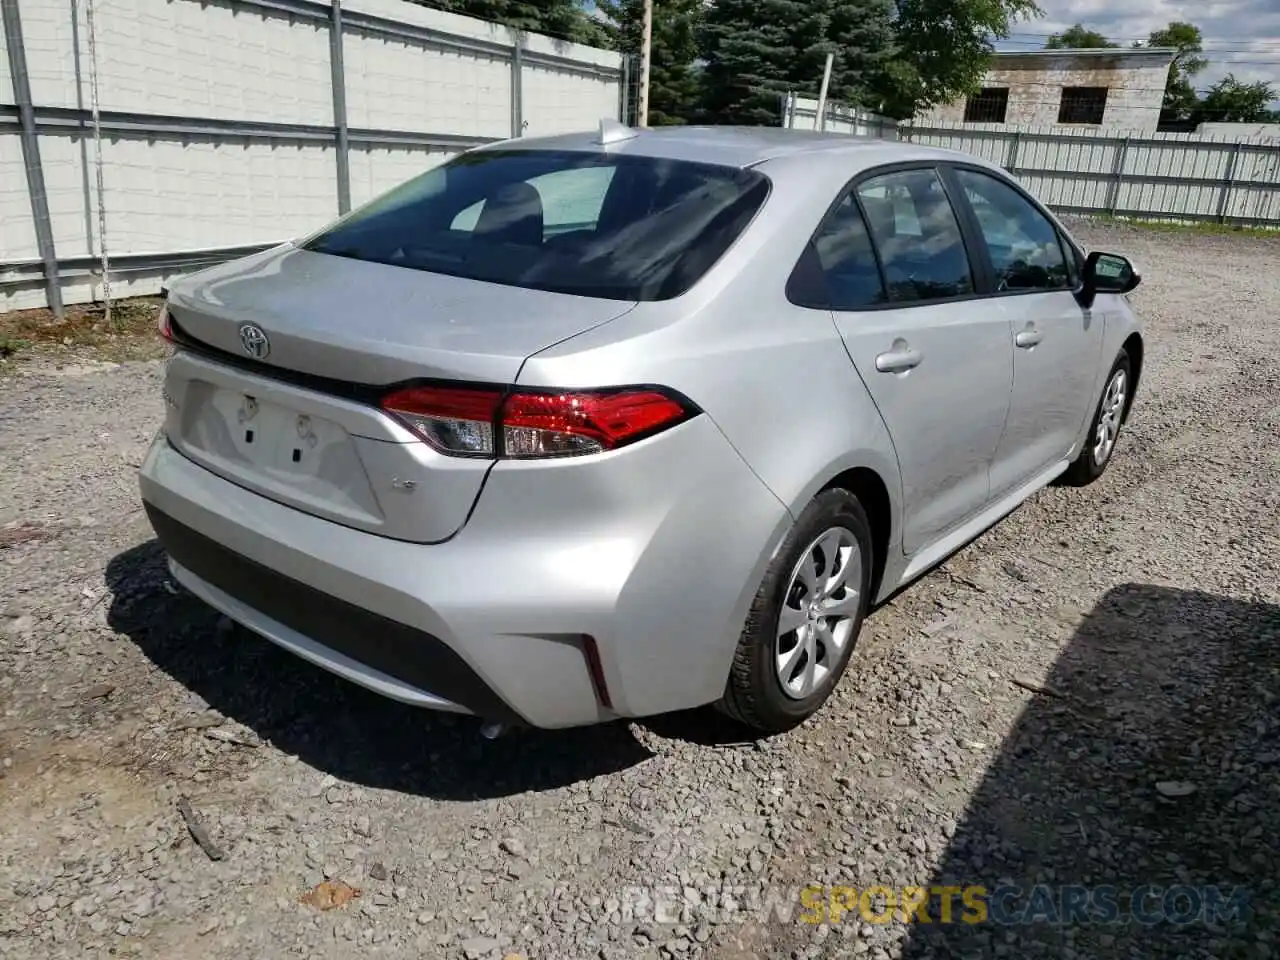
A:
[161, 246, 637, 542]
[166, 245, 636, 385]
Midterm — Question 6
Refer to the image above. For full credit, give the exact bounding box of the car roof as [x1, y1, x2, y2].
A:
[477, 124, 980, 172]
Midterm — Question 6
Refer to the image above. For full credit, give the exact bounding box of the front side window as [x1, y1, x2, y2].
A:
[306, 149, 769, 301]
[954, 168, 1071, 292]
[855, 169, 974, 303]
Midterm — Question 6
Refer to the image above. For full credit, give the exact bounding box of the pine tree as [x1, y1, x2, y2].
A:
[827, 0, 898, 112]
[698, 0, 816, 125]
[699, 0, 896, 125]
[597, 0, 702, 125]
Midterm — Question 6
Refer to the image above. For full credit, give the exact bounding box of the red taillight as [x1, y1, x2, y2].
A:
[380, 385, 502, 457]
[501, 389, 690, 458]
[157, 304, 174, 342]
[380, 384, 695, 459]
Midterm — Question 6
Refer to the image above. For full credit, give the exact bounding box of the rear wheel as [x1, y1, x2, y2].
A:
[717, 489, 872, 733]
[1062, 350, 1131, 487]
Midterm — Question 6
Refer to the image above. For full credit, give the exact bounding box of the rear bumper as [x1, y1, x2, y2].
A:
[138, 417, 790, 729]
[147, 503, 517, 721]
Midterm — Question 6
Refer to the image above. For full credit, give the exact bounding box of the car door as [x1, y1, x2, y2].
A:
[948, 166, 1106, 497]
[806, 166, 1014, 555]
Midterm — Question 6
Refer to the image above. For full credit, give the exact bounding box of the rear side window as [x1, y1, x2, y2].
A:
[304, 150, 769, 301]
[811, 195, 886, 309]
[855, 169, 974, 303]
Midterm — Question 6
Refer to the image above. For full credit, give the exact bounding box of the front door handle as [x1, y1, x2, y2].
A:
[875, 342, 923, 373]
[1015, 326, 1043, 349]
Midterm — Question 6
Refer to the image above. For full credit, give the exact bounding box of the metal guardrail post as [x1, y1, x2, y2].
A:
[1107, 136, 1131, 215]
[2, 0, 64, 318]
[1216, 142, 1244, 224]
[510, 31, 523, 137]
[1005, 130, 1022, 176]
[329, 0, 351, 215]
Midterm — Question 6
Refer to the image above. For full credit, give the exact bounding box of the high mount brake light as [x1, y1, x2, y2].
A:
[379, 385, 696, 459]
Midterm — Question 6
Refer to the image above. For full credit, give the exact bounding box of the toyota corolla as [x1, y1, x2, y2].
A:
[139, 123, 1142, 734]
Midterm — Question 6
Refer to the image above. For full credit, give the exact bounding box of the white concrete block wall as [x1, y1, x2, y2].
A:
[348, 144, 457, 209]
[21, 0, 334, 124]
[42, 136, 339, 255]
[343, 33, 511, 137]
[521, 63, 618, 137]
[1, 0, 623, 313]
[339, 0, 620, 139]
[10, 0, 76, 110]
[344, 0, 514, 48]
[0, 9, 13, 105]
[0, 134, 39, 262]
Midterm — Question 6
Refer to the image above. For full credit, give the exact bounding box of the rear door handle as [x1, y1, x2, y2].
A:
[875, 343, 923, 373]
[1015, 326, 1043, 349]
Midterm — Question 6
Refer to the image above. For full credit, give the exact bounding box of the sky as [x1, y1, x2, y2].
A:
[583, 0, 1280, 101]
[996, 0, 1280, 97]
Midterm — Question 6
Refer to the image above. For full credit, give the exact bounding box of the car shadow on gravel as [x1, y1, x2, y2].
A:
[105, 541, 654, 800]
[900, 583, 1279, 960]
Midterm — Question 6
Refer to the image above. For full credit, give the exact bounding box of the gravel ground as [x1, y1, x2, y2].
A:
[1, 222, 1278, 960]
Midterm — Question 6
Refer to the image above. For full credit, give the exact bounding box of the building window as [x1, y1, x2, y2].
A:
[1058, 87, 1108, 125]
[964, 88, 1010, 123]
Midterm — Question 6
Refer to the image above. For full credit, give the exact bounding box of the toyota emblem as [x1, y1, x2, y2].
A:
[238, 323, 270, 360]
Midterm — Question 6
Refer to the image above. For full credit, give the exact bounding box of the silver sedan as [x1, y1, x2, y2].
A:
[139, 123, 1142, 734]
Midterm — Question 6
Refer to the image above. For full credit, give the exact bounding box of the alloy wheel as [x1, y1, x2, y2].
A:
[775, 526, 862, 700]
[1093, 369, 1128, 465]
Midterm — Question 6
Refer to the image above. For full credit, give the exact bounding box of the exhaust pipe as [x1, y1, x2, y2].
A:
[479, 722, 506, 740]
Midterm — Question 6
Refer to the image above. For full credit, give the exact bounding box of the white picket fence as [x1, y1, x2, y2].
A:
[781, 92, 898, 139]
[0, 0, 624, 314]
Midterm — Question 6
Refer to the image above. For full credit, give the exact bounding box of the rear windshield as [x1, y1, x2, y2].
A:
[303, 149, 770, 301]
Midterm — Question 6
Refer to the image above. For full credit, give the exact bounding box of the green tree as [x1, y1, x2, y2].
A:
[596, 0, 702, 125]
[414, 1, 605, 44]
[1139, 21, 1208, 125]
[828, 0, 900, 111]
[876, 0, 1042, 119]
[698, 0, 820, 125]
[1044, 24, 1116, 49]
[1195, 74, 1279, 123]
[698, 0, 898, 125]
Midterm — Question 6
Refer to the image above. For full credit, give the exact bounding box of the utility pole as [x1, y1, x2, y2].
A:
[638, 0, 653, 127]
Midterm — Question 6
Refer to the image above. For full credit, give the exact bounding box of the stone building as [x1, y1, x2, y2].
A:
[916, 48, 1176, 133]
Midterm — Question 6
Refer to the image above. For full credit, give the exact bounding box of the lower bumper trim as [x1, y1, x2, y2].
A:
[143, 502, 522, 723]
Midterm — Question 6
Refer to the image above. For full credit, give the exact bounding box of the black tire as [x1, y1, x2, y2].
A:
[1062, 349, 1132, 487]
[717, 488, 873, 734]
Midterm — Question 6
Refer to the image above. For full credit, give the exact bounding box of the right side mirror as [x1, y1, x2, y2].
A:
[1077, 251, 1142, 309]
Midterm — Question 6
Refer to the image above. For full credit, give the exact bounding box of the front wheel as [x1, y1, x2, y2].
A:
[1062, 350, 1131, 487]
[717, 489, 873, 734]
